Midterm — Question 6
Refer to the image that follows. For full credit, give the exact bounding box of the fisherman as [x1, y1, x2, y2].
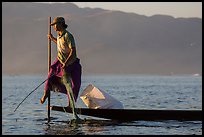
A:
[40, 17, 82, 120]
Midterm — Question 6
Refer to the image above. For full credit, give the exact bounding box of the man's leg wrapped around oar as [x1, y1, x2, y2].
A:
[40, 58, 82, 120]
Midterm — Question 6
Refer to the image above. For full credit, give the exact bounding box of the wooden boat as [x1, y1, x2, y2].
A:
[51, 106, 202, 121]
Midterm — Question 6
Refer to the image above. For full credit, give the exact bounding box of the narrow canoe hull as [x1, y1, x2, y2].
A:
[51, 106, 202, 121]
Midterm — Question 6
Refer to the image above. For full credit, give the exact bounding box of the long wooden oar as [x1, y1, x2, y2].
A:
[47, 16, 51, 122]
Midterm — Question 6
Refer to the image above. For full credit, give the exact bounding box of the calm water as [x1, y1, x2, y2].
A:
[2, 75, 202, 135]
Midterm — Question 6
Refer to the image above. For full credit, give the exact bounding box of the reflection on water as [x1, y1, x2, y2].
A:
[40, 118, 202, 135]
[43, 118, 122, 135]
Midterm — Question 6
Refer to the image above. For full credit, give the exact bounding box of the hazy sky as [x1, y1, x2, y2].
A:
[71, 2, 202, 18]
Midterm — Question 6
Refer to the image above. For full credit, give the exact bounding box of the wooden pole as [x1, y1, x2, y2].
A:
[48, 16, 51, 122]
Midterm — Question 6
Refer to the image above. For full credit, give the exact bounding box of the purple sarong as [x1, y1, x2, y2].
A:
[44, 58, 82, 105]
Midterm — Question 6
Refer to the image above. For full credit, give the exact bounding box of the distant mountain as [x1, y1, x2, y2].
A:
[2, 2, 202, 75]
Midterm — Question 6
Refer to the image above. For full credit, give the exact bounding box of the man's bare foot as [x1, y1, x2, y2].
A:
[40, 92, 48, 104]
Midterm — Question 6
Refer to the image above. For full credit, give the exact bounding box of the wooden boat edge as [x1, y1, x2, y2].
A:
[50, 106, 202, 121]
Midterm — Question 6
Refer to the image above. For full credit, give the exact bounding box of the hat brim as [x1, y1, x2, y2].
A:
[50, 23, 68, 28]
[50, 22, 57, 26]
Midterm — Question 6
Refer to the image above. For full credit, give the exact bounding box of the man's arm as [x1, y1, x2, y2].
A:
[48, 34, 57, 44]
[51, 37, 57, 44]
[62, 47, 76, 68]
